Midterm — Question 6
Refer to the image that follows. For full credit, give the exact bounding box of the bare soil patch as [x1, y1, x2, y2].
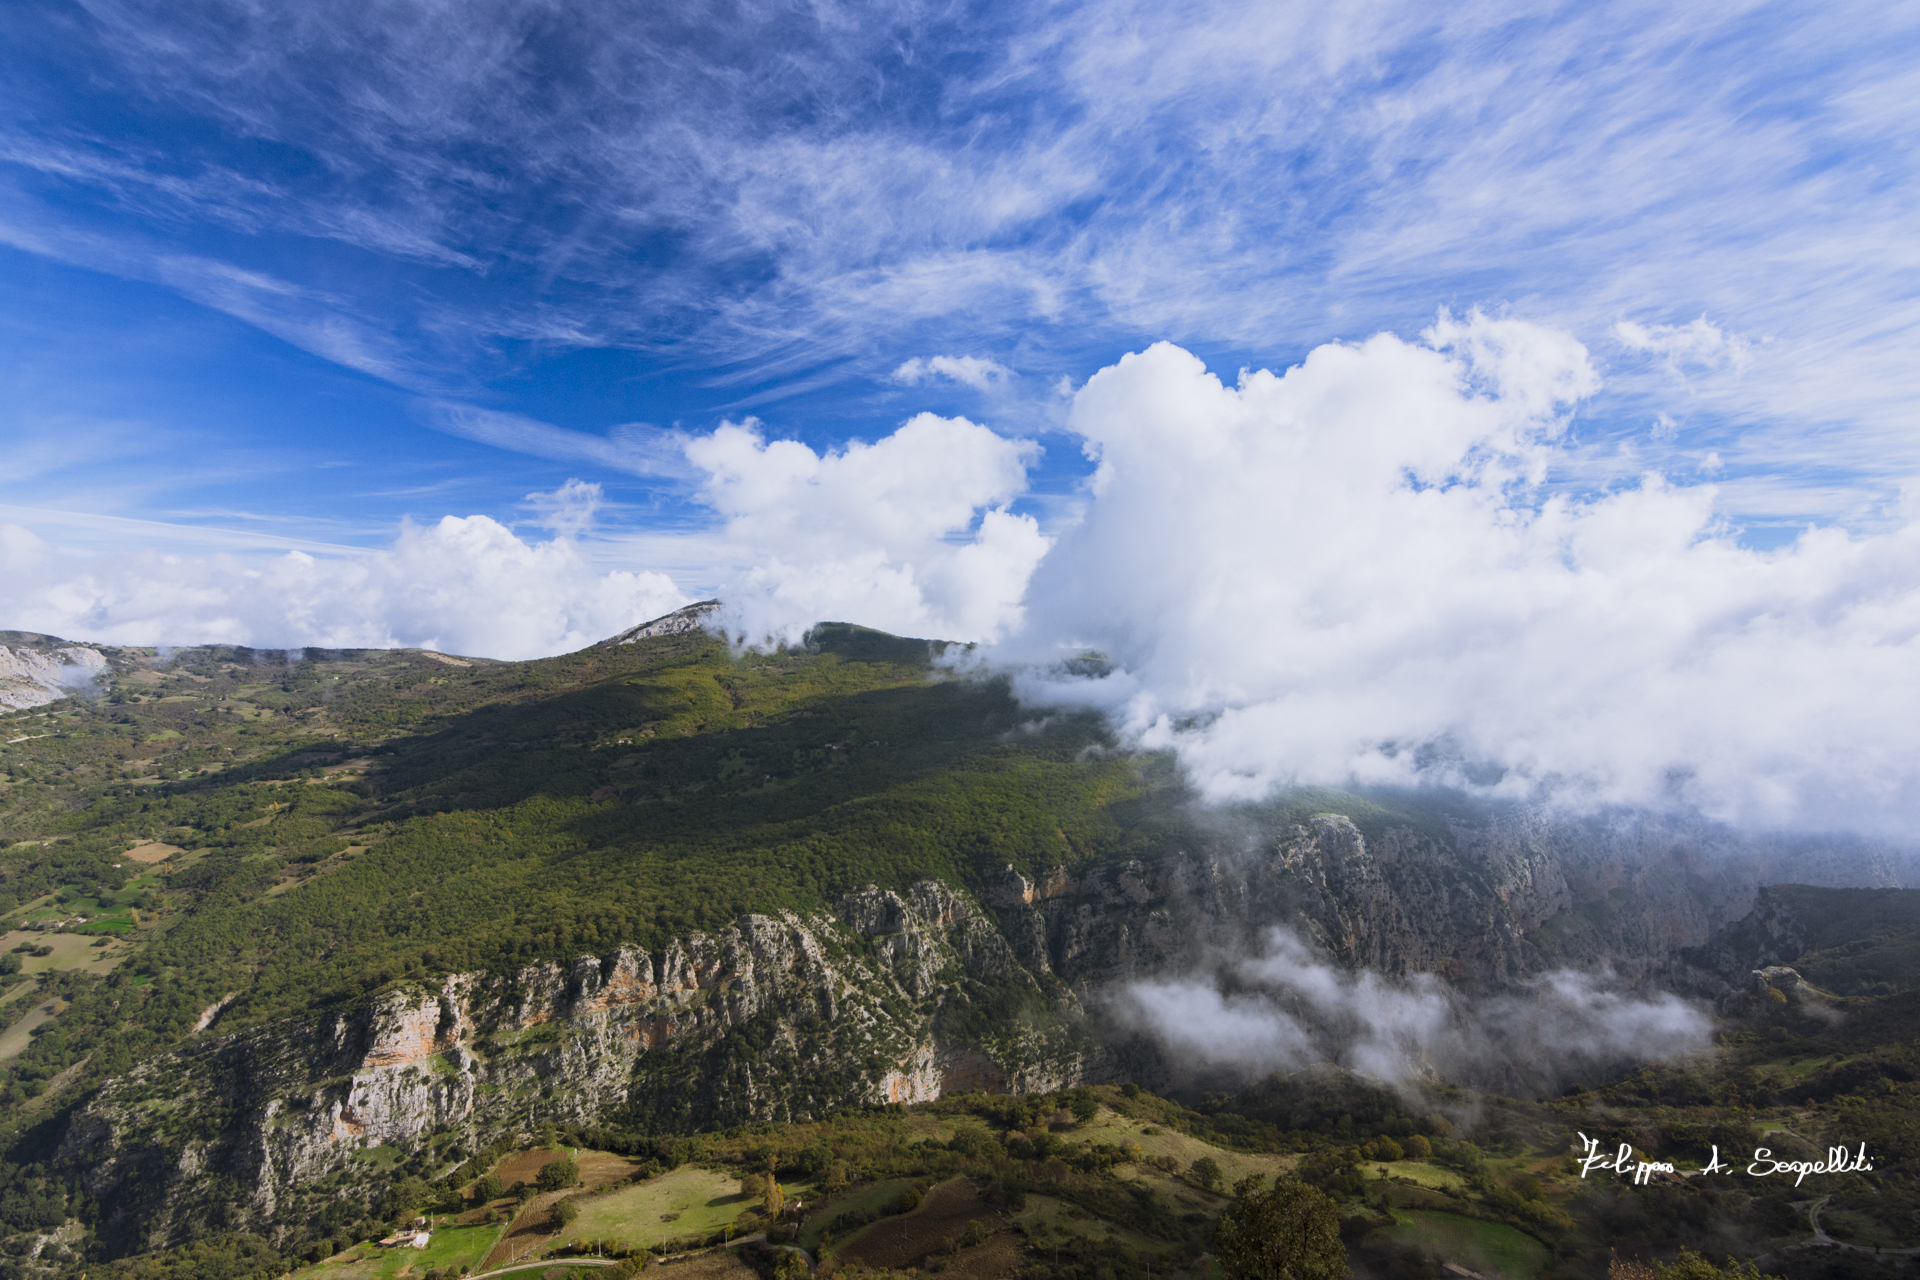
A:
[836, 1178, 997, 1270]
[576, 1151, 640, 1190]
[124, 842, 183, 863]
[941, 1233, 1026, 1280]
[490, 1147, 635, 1193]
[493, 1149, 574, 1188]
[482, 1199, 559, 1269]
[479, 1150, 638, 1269]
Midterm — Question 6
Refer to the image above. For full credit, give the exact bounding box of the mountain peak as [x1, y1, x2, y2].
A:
[603, 598, 722, 646]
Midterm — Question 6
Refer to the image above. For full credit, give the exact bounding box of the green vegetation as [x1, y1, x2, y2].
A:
[0, 628, 1918, 1279]
[557, 1164, 756, 1249]
[1214, 1176, 1344, 1280]
[1382, 1209, 1551, 1276]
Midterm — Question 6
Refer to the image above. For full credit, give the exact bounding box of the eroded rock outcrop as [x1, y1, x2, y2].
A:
[0, 638, 108, 710]
[58, 889, 1090, 1251]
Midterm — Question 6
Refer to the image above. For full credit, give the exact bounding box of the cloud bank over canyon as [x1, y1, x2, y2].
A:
[1115, 928, 1712, 1096]
[12, 313, 1920, 828]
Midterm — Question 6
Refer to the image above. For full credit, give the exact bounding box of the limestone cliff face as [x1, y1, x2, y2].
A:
[58, 888, 1089, 1252]
[53, 807, 1911, 1251]
[975, 809, 1899, 999]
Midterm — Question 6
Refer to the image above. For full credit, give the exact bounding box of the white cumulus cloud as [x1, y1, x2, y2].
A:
[1006, 313, 1920, 832]
[684, 413, 1047, 645]
[0, 499, 686, 660]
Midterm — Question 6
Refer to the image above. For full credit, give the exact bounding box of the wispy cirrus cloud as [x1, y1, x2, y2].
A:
[423, 403, 692, 478]
[3, 0, 1911, 525]
[887, 355, 1015, 390]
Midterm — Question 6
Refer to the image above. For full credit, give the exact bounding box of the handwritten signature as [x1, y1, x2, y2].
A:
[1576, 1132, 1874, 1186]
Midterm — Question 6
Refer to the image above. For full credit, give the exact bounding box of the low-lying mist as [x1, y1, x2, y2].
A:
[1113, 927, 1713, 1098]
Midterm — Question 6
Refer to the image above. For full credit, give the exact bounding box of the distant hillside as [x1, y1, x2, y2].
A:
[1692, 884, 1920, 998]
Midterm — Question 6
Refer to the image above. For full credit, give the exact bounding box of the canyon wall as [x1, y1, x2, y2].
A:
[54, 808, 1911, 1249]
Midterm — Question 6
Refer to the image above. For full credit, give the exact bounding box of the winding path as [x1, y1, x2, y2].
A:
[1785, 1195, 1920, 1258]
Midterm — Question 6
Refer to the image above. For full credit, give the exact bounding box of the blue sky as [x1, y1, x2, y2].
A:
[5, 0, 1915, 565]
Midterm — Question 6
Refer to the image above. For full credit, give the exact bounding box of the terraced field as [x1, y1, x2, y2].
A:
[832, 1177, 1000, 1270]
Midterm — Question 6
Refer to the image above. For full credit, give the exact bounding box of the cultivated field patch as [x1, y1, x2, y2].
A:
[574, 1151, 640, 1189]
[1384, 1209, 1551, 1279]
[484, 1201, 563, 1269]
[124, 842, 183, 863]
[490, 1146, 603, 1188]
[290, 1223, 501, 1280]
[1076, 1107, 1296, 1187]
[832, 1177, 997, 1270]
[559, 1164, 768, 1251]
[1369, 1160, 1469, 1192]
[938, 1232, 1025, 1280]
[0, 930, 126, 976]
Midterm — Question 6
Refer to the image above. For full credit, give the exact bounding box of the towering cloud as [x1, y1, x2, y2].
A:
[688, 413, 1048, 645]
[1011, 314, 1920, 832]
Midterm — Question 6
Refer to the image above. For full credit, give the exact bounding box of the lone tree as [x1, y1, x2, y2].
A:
[1213, 1177, 1345, 1280]
[1189, 1156, 1223, 1192]
[538, 1156, 580, 1192]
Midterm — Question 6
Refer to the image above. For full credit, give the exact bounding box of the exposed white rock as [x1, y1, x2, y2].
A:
[607, 600, 721, 645]
[0, 642, 108, 710]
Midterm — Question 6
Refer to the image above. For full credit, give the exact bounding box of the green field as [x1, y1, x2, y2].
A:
[291, 1223, 502, 1280]
[1367, 1160, 1468, 1191]
[1013, 1193, 1166, 1253]
[798, 1178, 917, 1249]
[1075, 1106, 1296, 1186]
[1385, 1210, 1551, 1278]
[561, 1165, 782, 1250]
